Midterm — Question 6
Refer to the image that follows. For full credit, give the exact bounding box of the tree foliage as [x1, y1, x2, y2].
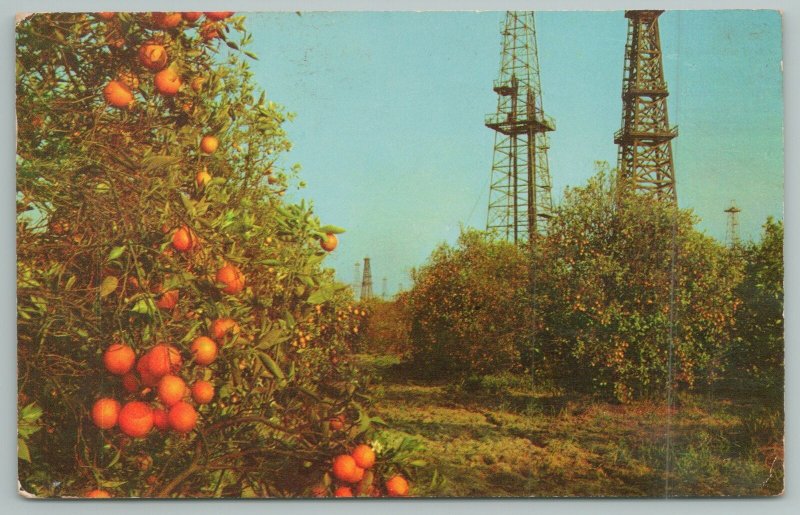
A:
[17, 12, 411, 498]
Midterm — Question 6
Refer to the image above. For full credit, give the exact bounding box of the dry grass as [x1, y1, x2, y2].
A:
[357, 354, 784, 498]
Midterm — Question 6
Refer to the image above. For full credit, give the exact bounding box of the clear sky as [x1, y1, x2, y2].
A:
[244, 10, 784, 296]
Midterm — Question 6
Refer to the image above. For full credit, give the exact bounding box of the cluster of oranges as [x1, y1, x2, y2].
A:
[89, 317, 238, 445]
[328, 445, 410, 498]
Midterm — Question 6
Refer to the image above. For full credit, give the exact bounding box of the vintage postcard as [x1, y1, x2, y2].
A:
[16, 10, 783, 498]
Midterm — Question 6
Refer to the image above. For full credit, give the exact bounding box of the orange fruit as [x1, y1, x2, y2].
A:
[205, 12, 234, 21]
[191, 380, 214, 404]
[168, 401, 198, 433]
[91, 398, 120, 429]
[103, 343, 136, 375]
[190, 336, 218, 365]
[196, 170, 212, 187]
[96, 13, 115, 21]
[155, 290, 178, 310]
[200, 21, 221, 41]
[329, 414, 345, 431]
[210, 318, 238, 341]
[154, 68, 181, 96]
[332, 455, 364, 484]
[216, 263, 245, 294]
[121, 372, 140, 393]
[118, 401, 154, 438]
[85, 489, 112, 498]
[136, 355, 159, 387]
[321, 233, 338, 252]
[103, 80, 134, 108]
[152, 408, 169, 431]
[200, 135, 219, 154]
[182, 12, 202, 23]
[385, 475, 409, 497]
[334, 486, 353, 498]
[171, 226, 195, 252]
[146, 344, 183, 377]
[152, 12, 182, 29]
[138, 43, 168, 71]
[157, 374, 187, 406]
[351, 444, 376, 469]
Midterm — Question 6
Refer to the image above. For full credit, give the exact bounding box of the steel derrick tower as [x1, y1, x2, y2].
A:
[486, 11, 555, 242]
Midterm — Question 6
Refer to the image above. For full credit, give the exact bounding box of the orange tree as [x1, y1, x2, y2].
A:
[404, 230, 531, 378]
[17, 12, 414, 498]
[536, 171, 742, 401]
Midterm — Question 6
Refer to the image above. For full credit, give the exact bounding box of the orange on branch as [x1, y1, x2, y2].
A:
[200, 135, 219, 154]
[182, 12, 202, 23]
[196, 170, 212, 188]
[152, 408, 169, 431]
[321, 233, 338, 252]
[157, 374, 187, 406]
[154, 68, 181, 96]
[351, 444, 376, 469]
[332, 455, 363, 484]
[91, 398, 120, 429]
[191, 380, 214, 404]
[118, 401, 154, 438]
[152, 12, 182, 29]
[85, 489, 112, 498]
[146, 344, 182, 377]
[210, 318, 239, 341]
[216, 263, 245, 294]
[103, 343, 136, 376]
[138, 43, 168, 71]
[168, 401, 198, 433]
[385, 475, 409, 497]
[205, 12, 234, 21]
[122, 373, 139, 393]
[155, 290, 178, 310]
[190, 336, 218, 365]
[103, 80, 134, 108]
[334, 486, 353, 498]
[171, 226, 196, 252]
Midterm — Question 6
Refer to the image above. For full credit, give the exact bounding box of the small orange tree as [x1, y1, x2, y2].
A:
[17, 12, 411, 498]
[537, 171, 742, 401]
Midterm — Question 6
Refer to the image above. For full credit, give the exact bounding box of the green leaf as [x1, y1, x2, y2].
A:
[106, 246, 126, 262]
[319, 225, 345, 234]
[307, 285, 334, 305]
[132, 297, 156, 315]
[256, 328, 289, 350]
[244, 50, 259, 60]
[257, 352, 286, 386]
[141, 155, 181, 171]
[408, 459, 428, 467]
[18, 439, 30, 462]
[99, 276, 118, 297]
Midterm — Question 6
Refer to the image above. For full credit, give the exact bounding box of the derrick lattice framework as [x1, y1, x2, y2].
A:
[486, 11, 555, 243]
[615, 10, 678, 203]
[360, 257, 373, 301]
[724, 202, 742, 249]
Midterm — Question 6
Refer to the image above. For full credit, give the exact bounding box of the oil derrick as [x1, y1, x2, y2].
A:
[615, 10, 678, 202]
[352, 262, 361, 300]
[724, 202, 742, 249]
[360, 257, 373, 301]
[486, 11, 555, 243]
[381, 277, 388, 299]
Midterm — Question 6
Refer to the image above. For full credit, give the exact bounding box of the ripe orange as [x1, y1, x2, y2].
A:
[122, 373, 140, 393]
[191, 380, 214, 404]
[210, 318, 238, 340]
[351, 444, 376, 469]
[205, 12, 234, 21]
[196, 170, 212, 187]
[155, 290, 179, 310]
[136, 355, 159, 387]
[96, 13, 115, 21]
[171, 226, 195, 252]
[85, 489, 112, 498]
[321, 233, 338, 252]
[190, 336, 218, 365]
[385, 475, 409, 497]
[216, 264, 245, 294]
[168, 401, 198, 433]
[152, 12, 182, 29]
[182, 12, 202, 23]
[152, 408, 169, 431]
[103, 80, 134, 108]
[200, 135, 219, 154]
[329, 414, 345, 431]
[154, 68, 181, 96]
[157, 374, 187, 406]
[118, 401, 154, 438]
[334, 486, 353, 498]
[146, 344, 183, 377]
[91, 398, 121, 429]
[138, 43, 168, 71]
[332, 455, 364, 484]
[200, 21, 221, 41]
[103, 343, 136, 375]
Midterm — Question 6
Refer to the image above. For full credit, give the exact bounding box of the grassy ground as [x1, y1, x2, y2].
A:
[355, 353, 784, 498]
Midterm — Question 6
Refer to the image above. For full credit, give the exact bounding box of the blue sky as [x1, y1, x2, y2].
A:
[243, 11, 783, 295]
